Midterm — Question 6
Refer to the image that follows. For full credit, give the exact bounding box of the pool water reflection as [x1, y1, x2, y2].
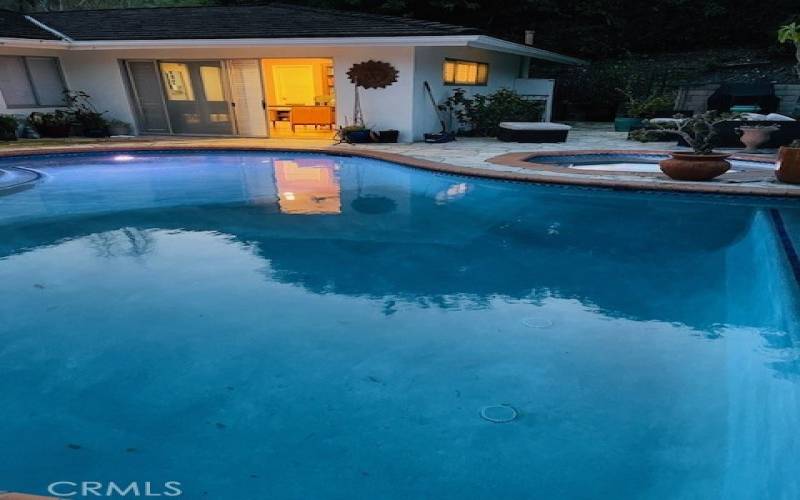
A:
[0, 151, 798, 499]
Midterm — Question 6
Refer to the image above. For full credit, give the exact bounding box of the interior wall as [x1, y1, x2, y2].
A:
[412, 46, 522, 140]
[261, 58, 332, 106]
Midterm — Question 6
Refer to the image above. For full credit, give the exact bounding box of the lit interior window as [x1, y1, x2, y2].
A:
[442, 60, 489, 85]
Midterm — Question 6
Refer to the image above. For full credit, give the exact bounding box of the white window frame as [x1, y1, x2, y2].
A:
[0, 55, 68, 108]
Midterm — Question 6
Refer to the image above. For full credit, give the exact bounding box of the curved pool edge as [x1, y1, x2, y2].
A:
[488, 149, 800, 198]
[1, 144, 799, 198]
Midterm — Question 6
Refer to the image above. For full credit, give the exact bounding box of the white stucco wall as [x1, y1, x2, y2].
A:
[2, 43, 529, 143]
[56, 45, 415, 140]
[412, 46, 523, 140]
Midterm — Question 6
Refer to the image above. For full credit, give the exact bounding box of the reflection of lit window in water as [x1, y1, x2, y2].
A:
[435, 183, 470, 205]
[274, 159, 341, 214]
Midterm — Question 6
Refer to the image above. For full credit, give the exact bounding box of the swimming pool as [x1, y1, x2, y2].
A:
[1, 150, 799, 499]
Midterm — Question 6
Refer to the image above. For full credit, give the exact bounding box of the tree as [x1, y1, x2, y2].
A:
[778, 22, 800, 80]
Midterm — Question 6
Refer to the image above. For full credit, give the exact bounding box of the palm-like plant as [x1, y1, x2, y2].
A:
[778, 22, 800, 80]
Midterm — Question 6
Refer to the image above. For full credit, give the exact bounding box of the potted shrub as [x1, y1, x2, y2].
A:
[776, 139, 800, 184]
[648, 111, 737, 181]
[0, 115, 18, 141]
[27, 111, 72, 138]
[108, 119, 132, 136]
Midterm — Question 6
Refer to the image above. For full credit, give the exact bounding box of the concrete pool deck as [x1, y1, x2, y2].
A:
[1, 122, 799, 197]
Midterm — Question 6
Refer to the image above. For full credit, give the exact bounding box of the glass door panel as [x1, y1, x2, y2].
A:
[227, 59, 267, 137]
[159, 60, 233, 135]
[125, 60, 170, 133]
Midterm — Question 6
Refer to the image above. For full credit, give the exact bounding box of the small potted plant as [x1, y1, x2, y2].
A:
[108, 119, 132, 136]
[647, 111, 738, 181]
[0, 115, 18, 141]
[776, 139, 800, 184]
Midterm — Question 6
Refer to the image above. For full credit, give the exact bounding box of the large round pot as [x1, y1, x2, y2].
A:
[776, 146, 800, 184]
[658, 152, 731, 181]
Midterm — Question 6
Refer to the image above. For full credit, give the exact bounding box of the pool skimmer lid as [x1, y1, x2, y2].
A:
[480, 405, 518, 423]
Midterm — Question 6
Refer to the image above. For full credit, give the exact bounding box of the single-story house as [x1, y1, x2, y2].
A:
[0, 4, 584, 141]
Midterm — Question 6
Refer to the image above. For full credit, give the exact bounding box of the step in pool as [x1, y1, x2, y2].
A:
[0, 166, 41, 191]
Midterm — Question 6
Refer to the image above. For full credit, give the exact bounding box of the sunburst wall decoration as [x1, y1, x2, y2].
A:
[347, 60, 399, 89]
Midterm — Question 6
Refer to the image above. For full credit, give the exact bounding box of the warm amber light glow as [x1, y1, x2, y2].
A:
[160, 62, 194, 101]
[443, 59, 488, 85]
[273, 159, 341, 214]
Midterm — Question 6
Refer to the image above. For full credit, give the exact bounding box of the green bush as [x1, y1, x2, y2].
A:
[0, 114, 18, 141]
[619, 90, 675, 119]
[27, 110, 72, 138]
[443, 88, 544, 137]
[64, 90, 109, 137]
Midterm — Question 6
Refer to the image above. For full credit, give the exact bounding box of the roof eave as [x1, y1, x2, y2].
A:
[56, 35, 480, 50]
[0, 34, 586, 65]
[468, 35, 587, 65]
[0, 37, 67, 48]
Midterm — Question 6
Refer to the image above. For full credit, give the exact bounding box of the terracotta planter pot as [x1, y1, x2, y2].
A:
[776, 147, 800, 184]
[737, 126, 778, 153]
[658, 152, 731, 181]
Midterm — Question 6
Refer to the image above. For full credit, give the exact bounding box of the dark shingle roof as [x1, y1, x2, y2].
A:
[0, 9, 58, 39]
[30, 3, 481, 41]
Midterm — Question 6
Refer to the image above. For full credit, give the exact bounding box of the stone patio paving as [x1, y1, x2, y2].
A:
[358, 122, 692, 170]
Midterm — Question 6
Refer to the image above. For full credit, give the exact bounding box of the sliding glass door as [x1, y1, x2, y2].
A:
[159, 60, 233, 135]
[125, 59, 270, 137]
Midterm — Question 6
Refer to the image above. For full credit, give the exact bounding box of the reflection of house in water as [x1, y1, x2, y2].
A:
[273, 159, 341, 214]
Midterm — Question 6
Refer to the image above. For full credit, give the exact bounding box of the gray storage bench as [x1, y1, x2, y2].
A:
[497, 122, 571, 143]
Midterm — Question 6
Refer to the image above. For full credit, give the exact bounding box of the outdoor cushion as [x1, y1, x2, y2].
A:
[497, 122, 570, 143]
[499, 122, 571, 131]
[649, 118, 683, 125]
[765, 113, 796, 121]
[740, 113, 768, 120]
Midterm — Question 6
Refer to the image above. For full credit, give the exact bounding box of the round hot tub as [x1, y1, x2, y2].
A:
[528, 153, 774, 173]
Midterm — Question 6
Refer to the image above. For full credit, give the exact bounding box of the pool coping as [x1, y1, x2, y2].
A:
[488, 149, 800, 198]
[1, 144, 799, 198]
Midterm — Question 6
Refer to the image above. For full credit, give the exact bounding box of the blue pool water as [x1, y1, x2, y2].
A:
[1, 151, 799, 499]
